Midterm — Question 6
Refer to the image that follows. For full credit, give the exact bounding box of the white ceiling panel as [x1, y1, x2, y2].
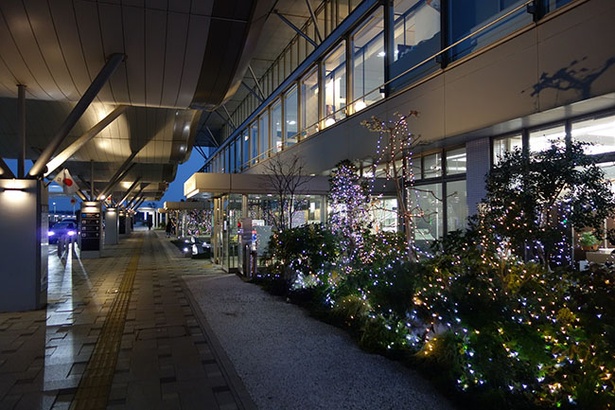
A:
[144, 8, 166, 106]
[160, 11, 189, 107]
[0, 0, 293, 201]
[98, 2, 130, 104]
[177, 14, 210, 107]
[73, 1, 106, 96]
[25, 0, 73, 101]
[122, 5, 146, 105]
[0, 6, 43, 98]
[5, 1, 59, 100]
[48, 0, 90, 101]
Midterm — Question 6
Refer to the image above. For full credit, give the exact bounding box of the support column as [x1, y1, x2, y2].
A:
[0, 179, 48, 311]
[105, 207, 119, 245]
[18, 85, 26, 178]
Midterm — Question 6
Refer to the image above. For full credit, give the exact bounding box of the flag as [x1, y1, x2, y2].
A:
[54, 169, 79, 195]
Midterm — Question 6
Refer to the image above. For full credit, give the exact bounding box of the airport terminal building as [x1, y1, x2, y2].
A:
[185, 0, 615, 270]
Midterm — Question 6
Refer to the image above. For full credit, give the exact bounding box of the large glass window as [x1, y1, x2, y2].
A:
[250, 122, 258, 165]
[423, 152, 442, 178]
[259, 110, 270, 159]
[445, 148, 466, 175]
[529, 125, 566, 152]
[285, 85, 298, 146]
[351, 8, 385, 113]
[447, 180, 467, 232]
[390, 0, 441, 88]
[301, 67, 319, 138]
[448, 0, 531, 61]
[493, 134, 522, 163]
[229, 141, 236, 173]
[371, 197, 398, 233]
[547, 0, 573, 12]
[324, 42, 346, 127]
[271, 99, 282, 154]
[410, 147, 468, 248]
[413, 182, 443, 243]
[234, 138, 241, 172]
[410, 155, 422, 181]
[242, 129, 249, 170]
[572, 114, 615, 156]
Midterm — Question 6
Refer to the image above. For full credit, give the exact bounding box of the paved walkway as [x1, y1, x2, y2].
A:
[0, 228, 253, 410]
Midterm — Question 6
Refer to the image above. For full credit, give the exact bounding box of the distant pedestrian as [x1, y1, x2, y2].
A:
[166, 219, 173, 237]
[147, 220, 152, 230]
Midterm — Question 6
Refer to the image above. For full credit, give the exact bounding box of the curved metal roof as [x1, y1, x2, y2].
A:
[0, 0, 297, 203]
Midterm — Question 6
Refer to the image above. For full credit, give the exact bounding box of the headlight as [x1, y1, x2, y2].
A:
[67, 231, 76, 236]
[48, 231, 55, 237]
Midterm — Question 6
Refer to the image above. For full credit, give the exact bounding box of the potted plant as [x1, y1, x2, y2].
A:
[579, 231, 600, 251]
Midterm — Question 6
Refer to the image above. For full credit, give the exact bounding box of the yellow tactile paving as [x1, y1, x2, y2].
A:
[69, 238, 142, 410]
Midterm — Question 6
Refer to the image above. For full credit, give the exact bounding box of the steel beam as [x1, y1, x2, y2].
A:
[241, 81, 264, 103]
[273, 10, 318, 48]
[248, 65, 266, 100]
[304, 0, 323, 43]
[97, 151, 138, 200]
[45, 105, 127, 177]
[29, 53, 126, 177]
[118, 178, 142, 206]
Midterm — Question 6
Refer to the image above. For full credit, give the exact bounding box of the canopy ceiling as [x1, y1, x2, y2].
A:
[0, 0, 311, 203]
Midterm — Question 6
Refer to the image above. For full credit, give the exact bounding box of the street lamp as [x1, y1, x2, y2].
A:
[53, 202, 56, 215]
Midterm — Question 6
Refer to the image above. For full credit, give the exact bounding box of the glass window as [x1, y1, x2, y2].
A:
[285, 85, 298, 146]
[547, 0, 572, 12]
[301, 67, 319, 138]
[572, 114, 615, 156]
[445, 148, 466, 175]
[447, 180, 468, 232]
[448, 0, 531, 61]
[371, 197, 398, 233]
[409, 155, 422, 181]
[242, 129, 249, 170]
[259, 110, 270, 159]
[423, 152, 442, 178]
[391, 0, 441, 87]
[351, 8, 385, 113]
[493, 134, 522, 163]
[413, 182, 443, 244]
[223, 146, 229, 173]
[234, 138, 241, 172]
[529, 125, 566, 152]
[324, 41, 347, 127]
[271, 100, 282, 154]
[250, 122, 258, 165]
[229, 142, 236, 173]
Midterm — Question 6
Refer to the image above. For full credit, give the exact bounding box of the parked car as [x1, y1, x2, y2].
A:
[48, 219, 78, 244]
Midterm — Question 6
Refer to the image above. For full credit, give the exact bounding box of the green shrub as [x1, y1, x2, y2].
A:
[258, 221, 615, 409]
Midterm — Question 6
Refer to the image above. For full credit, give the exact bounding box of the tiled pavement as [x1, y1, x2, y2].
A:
[0, 228, 255, 410]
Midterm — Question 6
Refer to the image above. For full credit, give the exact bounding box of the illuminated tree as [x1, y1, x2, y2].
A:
[483, 140, 615, 267]
[362, 112, 421, 261]
[262, 154, 312, 231]
[328, 159, 372, 269]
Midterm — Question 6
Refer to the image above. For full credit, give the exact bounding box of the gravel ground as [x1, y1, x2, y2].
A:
[183, 273, 458, 410]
